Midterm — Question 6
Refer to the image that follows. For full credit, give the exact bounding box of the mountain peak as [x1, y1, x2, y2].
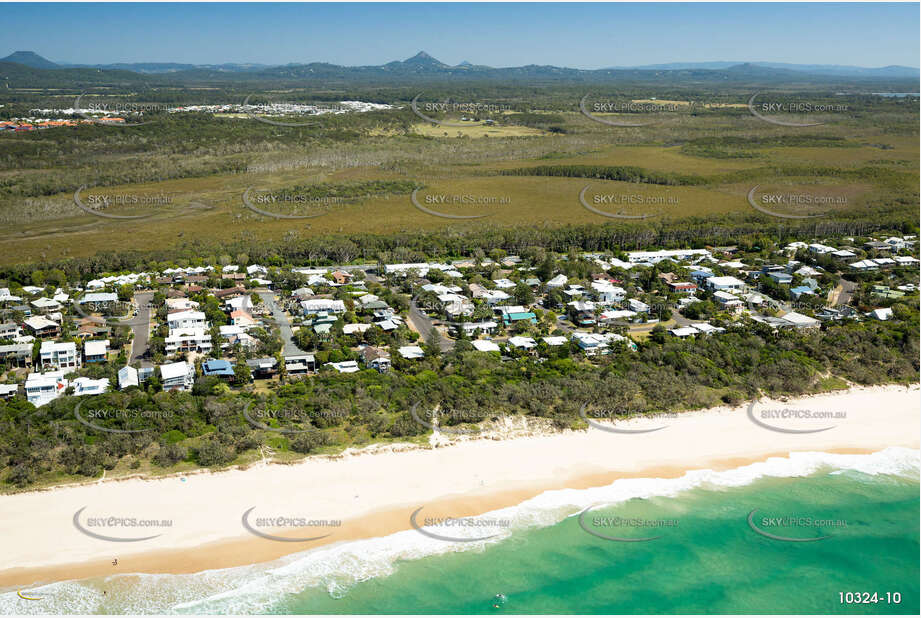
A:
[1, 50, 58, 69]
[404, 51, 444, 65]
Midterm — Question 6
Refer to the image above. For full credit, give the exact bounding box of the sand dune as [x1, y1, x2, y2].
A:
[0, 384, 917, 588]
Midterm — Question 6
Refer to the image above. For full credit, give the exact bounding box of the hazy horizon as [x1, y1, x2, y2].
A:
[3, 2, 918, 69]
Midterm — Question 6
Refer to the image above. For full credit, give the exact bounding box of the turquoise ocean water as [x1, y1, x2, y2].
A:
[2, 448, 918, 615]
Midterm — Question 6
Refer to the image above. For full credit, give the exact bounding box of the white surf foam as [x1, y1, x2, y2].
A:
[2, 447, 916, 615]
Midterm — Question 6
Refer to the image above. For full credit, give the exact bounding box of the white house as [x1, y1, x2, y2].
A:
[707, 276, 746, 292]
[40, 341, 80, 370]
[165, 328, 213, 354]
[591, 281, 626, 303]
[160, 361, 195, 391]
[301, 299, 346, 315]
[781, 311, 820, 329]
[25, 371, 69, 407]
[480, 290, 512, 305]
[118, 365, 139, 389]
[167, 310, 208, 330]
[84, 339, 110, 363]
[472, 340, 501, 353]
[460, 320, 498, 336]
[508, 336, 537, 350]
[327, 360, 360, 373]
[868, 308, 894, 321]
[71, 377, 109, 397]
[626, 249, 710, 264]
[398, 345, 425, 360]
[627, 299, 650, 313]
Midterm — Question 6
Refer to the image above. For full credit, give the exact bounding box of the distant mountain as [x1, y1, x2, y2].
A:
[58, 61, 271, 74]
[1, 51, 917, 90]
[401, 51, 446, 67]
[0, 51, 58, 69]
[611, 61, 919, 79]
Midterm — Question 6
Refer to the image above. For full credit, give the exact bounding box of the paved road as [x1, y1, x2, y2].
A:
[257, 289, 308, 356]
[408, 298, 454, 352]
[129, 292, 153, 366]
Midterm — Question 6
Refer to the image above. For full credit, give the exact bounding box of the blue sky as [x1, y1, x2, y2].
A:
[4, 2, 919, 68]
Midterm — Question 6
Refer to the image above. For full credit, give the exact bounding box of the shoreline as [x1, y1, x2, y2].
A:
[1, 383, 918, 589]
[2, 381, 905, 498]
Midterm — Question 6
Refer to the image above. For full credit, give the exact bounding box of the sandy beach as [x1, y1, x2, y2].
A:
[1, 384, 918, 588]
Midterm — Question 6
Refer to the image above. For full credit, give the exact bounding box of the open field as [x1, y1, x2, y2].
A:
[0, 96, 917, 267]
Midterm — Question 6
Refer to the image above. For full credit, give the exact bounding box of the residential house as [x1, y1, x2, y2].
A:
[118, 365, 139, 390]
[0, 343, 32, 367]
[25, 370, 69, 407]
[327, 360, 360, 373]
[160, 361, 195, 392]
[591, 281, 626, 303]
[165, 328, 213, 354]
[707, 276, 746, 292]
[780, 311, 820, 330]
[398, 345, 425, 360]
[40, 341, 80, 371]
[508, 336, 537, 351]
[301, 298, 346, 316]
[167, 310, 208, 330]
[868, 308, 894, 321]
[246, 357, 278, 379]
[472, 340, 501, 353]
[202, 359, 235, 381]
[626, 249, 710, 264]
[284, 354, 316, 375]
[459, 320, 498, 337]
[84, 339, 110, 363]
[668, 281, 698, 294]
[713, 291, 744, 312]
[71, 377, 109, 397]
[24, 315, 60, 338]
[0, 322, 21, 340]
[0, 384, 18, 400]
[766, 271, 794, 285]
[361, 346, 391, 373]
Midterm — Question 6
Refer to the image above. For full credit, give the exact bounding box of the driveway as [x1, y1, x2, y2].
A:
[129, 291, 153, 366]
[257, 289, 308, 356]
[408, 297, 453, 352]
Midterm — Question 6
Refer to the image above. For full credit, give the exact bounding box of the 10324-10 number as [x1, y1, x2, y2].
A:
[839, 592, 901, 604]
